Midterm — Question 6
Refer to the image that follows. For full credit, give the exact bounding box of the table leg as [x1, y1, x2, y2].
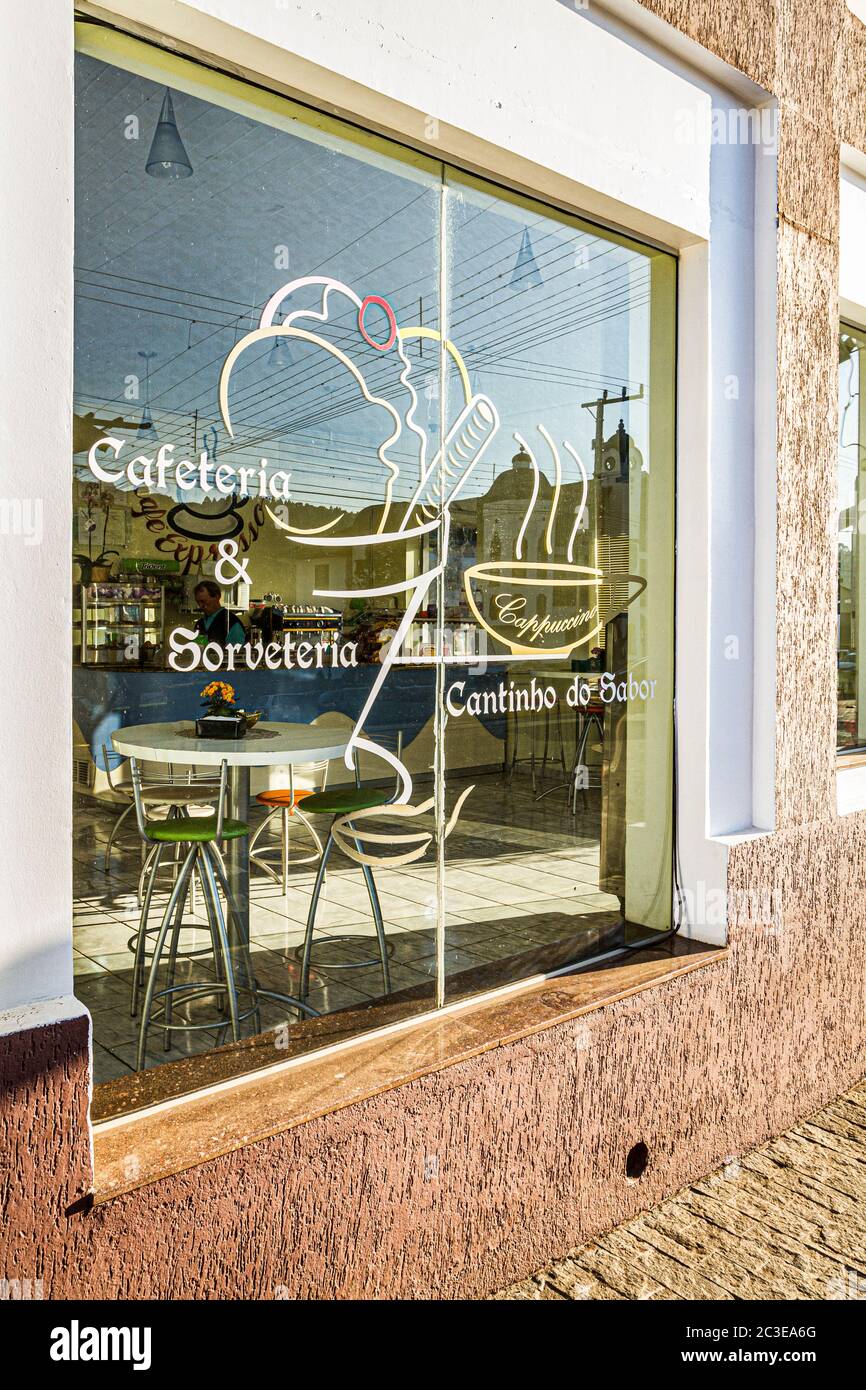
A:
[226, 765, 251, 976]
[222, 763, 319, 1024]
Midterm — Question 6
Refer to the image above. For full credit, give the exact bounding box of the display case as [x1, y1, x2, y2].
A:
[76, 580, 165, 667]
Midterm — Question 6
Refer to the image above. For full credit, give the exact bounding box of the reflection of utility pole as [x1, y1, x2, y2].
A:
[579, 384, 643, 914]
[580, 385, 644, 536]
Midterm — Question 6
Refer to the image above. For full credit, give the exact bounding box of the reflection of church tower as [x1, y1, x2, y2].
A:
[595, 419, 643, 623]
[478, 446, 551, 563]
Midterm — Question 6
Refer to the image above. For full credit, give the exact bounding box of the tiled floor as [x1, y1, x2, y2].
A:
[74, 767, 622, 1085]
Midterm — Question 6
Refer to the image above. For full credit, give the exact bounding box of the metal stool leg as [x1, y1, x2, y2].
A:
[300, 832, 335, 1001]
[136, 846, 197, 1069]
[163, 848, 213, 1050]
[249, 806, 282, 885]
[199, 845, 241, 1044]
[555, 697, 567, 775]
[104, 800, 135, 871]
[208, 843, 261, 1030]
[352, 831, 391, 995]
[539, 704, 551, 786]
[137, 843, 159, 911]
[293, 806, 324, 862]
[281, 807, 290, 895]
[572, 713, 593, 814]
[162, 854, 197, 1051]
[131, 843, 165, 1018]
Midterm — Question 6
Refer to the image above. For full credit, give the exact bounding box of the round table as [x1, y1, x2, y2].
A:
[112, 720, 349, 954]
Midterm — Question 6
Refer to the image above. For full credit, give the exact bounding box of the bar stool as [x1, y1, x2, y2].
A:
[249, 758, 330, 894]
[297, 734, 403, 1002]
[571, 702, 605, 814]
[101, 743, 220, 872]
[129, 757, 256, 1069]
[129, 758, 320, 1069]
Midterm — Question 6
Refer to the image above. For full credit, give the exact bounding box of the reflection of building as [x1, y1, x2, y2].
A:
[477, 447, 552, 564]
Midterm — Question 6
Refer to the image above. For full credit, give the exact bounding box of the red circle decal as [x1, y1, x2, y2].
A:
[358, 295, 397, 352]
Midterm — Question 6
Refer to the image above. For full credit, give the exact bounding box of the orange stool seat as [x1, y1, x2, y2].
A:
[256, 788, 313, 810]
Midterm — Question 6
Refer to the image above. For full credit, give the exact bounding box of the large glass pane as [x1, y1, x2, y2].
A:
[438, 170, 676, 999]
[838, 323, 866, 751]
[73, 27, 441, 1107]
[73, 24, 677, 1115]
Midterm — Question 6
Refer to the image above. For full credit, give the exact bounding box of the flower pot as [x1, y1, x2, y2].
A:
[195, 714, 247, 739]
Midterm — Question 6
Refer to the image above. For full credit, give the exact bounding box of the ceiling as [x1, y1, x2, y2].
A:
[74, 51, 656, 513]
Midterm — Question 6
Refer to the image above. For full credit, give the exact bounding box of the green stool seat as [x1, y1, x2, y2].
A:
[301, 787, 391, 816]
[145, 816, 249, 843]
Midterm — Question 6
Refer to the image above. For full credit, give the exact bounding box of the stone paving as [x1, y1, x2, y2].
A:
[495, 1078, 866, 1300]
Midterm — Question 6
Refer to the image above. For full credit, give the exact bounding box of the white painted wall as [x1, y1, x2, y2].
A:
[0, 0, 75, 1011]
[840, 167, 866, 325]
[88, 0, 712, 249]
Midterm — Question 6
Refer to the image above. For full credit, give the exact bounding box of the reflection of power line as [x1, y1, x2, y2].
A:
[206, 263, 644, 439]
[79, 178, 441, 395]
[253, 291, 649, 443]
[83, 202, 606, 419]
[234, 301, 649, 464]
[77, 201, 652, 481]
[77, 221, 625, 455]
[188, 240, 632, 421]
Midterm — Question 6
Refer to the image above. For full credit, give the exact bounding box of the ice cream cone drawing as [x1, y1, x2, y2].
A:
[217, 274, 645, 865]
[219, 276, 495, 863]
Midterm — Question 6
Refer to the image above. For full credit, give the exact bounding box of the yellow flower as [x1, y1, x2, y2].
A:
[201, 680, 235, 703]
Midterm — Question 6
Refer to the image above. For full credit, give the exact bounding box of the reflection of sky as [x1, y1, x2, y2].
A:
[75, 51, 656, 518]
[839, 352, 861, 541]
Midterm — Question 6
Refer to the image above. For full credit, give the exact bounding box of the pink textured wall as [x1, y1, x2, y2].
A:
[3, 826, 864, 1301]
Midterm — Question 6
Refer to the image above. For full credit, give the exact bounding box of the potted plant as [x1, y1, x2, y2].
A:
[196, 681, 247, 739]
[75, 491, 118, 584]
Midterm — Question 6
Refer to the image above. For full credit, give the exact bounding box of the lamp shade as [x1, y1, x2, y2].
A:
[145, 89, 193, 179]
[510, 227, 543, 290]
[136, 406, 158, 442]
[268, 334, 294, 369]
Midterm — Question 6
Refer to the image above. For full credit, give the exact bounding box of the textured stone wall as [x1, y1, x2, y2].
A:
[4, 825, 864, 1300]
[3, 0, 866, 1299]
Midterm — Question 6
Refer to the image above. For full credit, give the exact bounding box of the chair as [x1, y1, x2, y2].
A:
[249, 758, 330, 893]
[297, 734, 403, 1003]
[570, 702, 605, 814]
[100, 743, 219, 872]
[129, 757, 318, 1069]
[128, 757, 255, 1068]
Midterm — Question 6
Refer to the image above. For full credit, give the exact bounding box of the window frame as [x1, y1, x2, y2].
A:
[72, 18, 682, 1114]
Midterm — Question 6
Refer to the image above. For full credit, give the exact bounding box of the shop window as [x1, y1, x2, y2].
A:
[839, 323, 866, 752]
[72, 22, 676, 1111]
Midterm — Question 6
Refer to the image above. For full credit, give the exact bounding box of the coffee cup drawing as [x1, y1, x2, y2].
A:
[463, 426, 647, 655]
[464, 560, 646, 657]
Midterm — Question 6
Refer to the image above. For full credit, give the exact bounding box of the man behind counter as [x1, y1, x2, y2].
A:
[194, 580, 247, 647]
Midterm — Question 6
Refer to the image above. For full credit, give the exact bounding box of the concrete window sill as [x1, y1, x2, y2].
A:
[90, 937, 726, 1203]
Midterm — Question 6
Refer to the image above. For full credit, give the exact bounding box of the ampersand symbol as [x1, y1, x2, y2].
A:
[214, 537, 251, 586]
